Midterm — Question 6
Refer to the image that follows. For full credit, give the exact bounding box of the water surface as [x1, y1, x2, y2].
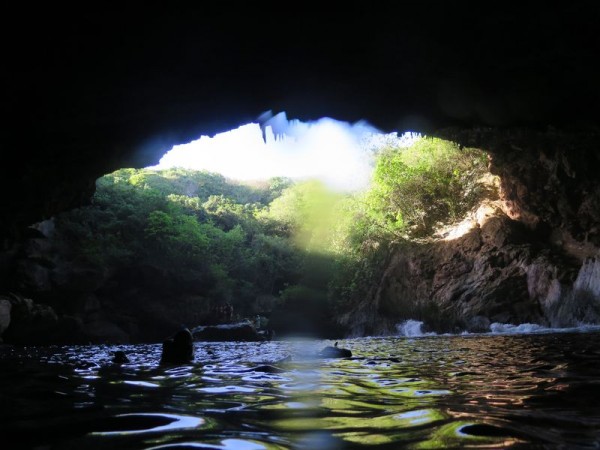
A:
[2, 330, 600, 449]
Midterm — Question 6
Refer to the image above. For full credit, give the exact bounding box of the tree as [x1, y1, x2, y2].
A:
[367, 136, 489, 237]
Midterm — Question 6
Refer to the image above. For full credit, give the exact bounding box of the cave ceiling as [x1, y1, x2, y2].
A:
[2, 3, 600, 241]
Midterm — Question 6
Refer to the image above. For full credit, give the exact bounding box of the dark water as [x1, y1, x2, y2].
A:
[2, 331, 600, 450]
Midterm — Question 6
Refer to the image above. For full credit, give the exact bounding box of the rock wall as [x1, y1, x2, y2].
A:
[340, 129, 600, 336]
[539, 257, 600, 327]
[341, 204, 600, 336]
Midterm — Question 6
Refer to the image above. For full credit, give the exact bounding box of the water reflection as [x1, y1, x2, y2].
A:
[2, 332, 600, 448]
[90, 412, 205, 435]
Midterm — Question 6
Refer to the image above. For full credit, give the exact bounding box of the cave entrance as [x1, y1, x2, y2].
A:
[8, 112, 494, 344]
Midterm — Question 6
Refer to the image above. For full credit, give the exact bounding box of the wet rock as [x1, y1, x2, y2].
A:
[319, 345, 352, 358]
[244, 365, 286, 373]
[466, 315, 491, 333]
[192, 322, 265, 342]
[541, 257, 600, 327]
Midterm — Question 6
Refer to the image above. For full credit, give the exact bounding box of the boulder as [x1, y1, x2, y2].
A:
[318, 345, 352, 358]
[192, 322, 265, 342]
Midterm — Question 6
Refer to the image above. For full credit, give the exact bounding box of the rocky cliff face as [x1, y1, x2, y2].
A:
[340, 129, 600, 336]
[448, 128, 600, 251]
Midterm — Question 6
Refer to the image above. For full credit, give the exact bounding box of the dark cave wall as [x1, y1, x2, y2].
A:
[441, 128, 600, 256]
[3, 3, 600, 246]
[2, 4, 600, 341]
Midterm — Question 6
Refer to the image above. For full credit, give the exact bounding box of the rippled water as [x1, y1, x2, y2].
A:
[2, 331, 600, 449]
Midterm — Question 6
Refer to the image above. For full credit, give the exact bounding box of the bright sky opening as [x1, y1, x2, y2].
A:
[150, 112, 420, 192]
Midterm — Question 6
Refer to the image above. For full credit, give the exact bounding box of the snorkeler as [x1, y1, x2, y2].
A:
[160, 328, 194, 365]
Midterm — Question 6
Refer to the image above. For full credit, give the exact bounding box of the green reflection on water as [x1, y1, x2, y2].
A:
[412, 421, 521, 449]
[268, 408, 446, 433]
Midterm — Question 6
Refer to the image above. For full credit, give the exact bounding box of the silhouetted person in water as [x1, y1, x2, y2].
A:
[160, 328, 194, 365]
[112, 350, 130, 364]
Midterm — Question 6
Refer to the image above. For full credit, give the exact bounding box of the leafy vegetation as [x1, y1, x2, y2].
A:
[324, 137, 489, 317]
[52, 136, 489, 337]
[366, 137, 489, 238]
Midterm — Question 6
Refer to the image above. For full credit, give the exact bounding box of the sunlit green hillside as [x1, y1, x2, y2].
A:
[52, 137, 489, 337]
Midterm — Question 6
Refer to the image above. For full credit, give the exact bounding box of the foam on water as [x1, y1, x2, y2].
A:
[394, 319, 600, 337]
[488, 322, 600, 335]
[395, 320, 437, 337]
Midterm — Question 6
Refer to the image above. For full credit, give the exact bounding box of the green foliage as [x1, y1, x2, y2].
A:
[144, 210, 210, 269]
[52, 137, 491, 336]
[52, 167, 310, 323]
[266, 179, 346, 253]
[368, 137, 489, 237]
[280, 284, 326, 305]
[269, 283, 341, 337]
[107, 167, 273, 204]
[326, 137, 490, 315]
